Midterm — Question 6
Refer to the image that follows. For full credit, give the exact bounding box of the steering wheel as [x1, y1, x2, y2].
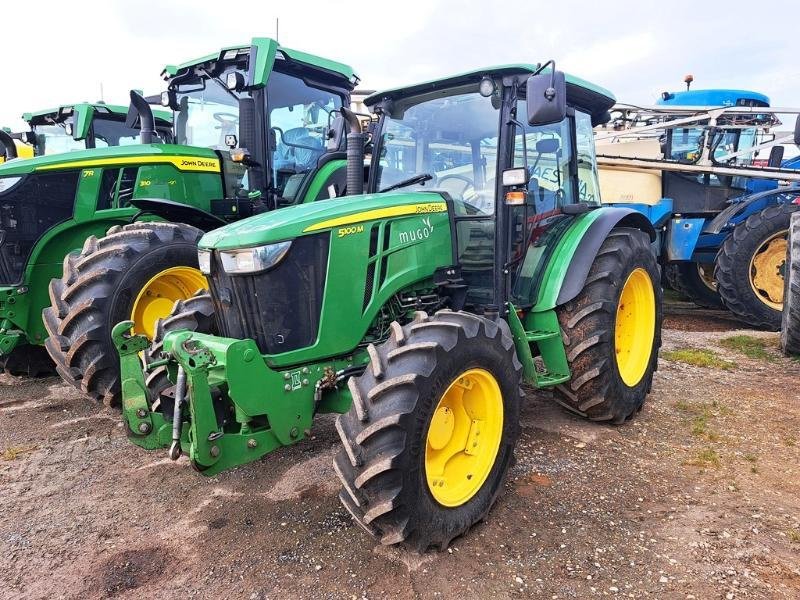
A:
[436, 174, 475, 197]
[213, 112, 239, 127]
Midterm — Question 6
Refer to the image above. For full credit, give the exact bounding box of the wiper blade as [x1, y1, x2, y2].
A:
[380, 173, 433, 193]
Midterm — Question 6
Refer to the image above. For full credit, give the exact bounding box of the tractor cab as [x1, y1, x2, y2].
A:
[159, 38, 359, 208]
[21, 103, 173, 156]
[363, 65, 620, 309]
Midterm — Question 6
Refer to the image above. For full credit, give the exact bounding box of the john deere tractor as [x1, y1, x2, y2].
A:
[114, 63, 663, 551]
[0, 103, 173, 163]
[0, 38, 356, 380]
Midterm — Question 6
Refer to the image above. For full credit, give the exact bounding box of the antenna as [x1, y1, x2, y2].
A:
[276, 18, 279, 42]
[100, 82, 105, 102]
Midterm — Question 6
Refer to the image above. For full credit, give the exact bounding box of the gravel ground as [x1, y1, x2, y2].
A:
[1, 304, 799, 599]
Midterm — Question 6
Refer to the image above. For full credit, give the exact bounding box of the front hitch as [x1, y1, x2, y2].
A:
[112, 320, 173, 449]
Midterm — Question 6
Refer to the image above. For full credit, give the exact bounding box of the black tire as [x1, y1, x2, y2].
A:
[42, 222, 204, 406]
[715, 204, 798, 330]
[664, 261, 724, 309]
[0, 345, 55, 377]
[334, 310, 522, 552]
[780, 211, 800, 355]
[555, 228, 663, 423]
[144, 291, 216, 410]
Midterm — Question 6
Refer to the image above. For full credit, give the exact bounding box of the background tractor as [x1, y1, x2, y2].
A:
[0, 38, 357, 383]
[0, 103, 173, 162]
[114, 63, 663, 551]
[596, 87, 800, 329]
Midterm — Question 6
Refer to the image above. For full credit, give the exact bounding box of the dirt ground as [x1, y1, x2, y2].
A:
[1, 302, 799, 599]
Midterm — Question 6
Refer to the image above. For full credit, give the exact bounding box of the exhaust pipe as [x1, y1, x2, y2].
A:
[341, 107, 365, 196]
[126, 90, 157, 144]
[0, 130, 18, 161]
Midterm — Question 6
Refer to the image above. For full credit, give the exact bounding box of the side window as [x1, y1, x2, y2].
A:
[575, 111, 601, 205]
[514, 102, 573, 213]
[268, 70, 343, 201]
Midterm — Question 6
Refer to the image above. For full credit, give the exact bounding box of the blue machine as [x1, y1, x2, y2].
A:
[609, 87, 800, 329]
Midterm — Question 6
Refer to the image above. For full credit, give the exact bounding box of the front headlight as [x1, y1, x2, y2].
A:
[218, 241, 292, 275]
[0, 177, 22, 194]
[197, 249, 212, 274]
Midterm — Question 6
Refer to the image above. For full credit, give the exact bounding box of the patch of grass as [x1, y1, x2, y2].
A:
[0, 445, 36, 461]
[685, 448, 721, 469]
[783, 435, 797, 447]
[719, 335, 775, 361]
[789, 530, 800, 543]
[744, 453, 758, 463]
[662, 348, 736, 370]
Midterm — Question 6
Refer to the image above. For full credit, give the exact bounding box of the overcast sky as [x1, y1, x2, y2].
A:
[3, 0, 799, 130]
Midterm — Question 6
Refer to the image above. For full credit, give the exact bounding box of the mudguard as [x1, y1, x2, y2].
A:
[554, 207, 656, 306]
[130, 198, 227, 232]
[704, 187, 800, 235]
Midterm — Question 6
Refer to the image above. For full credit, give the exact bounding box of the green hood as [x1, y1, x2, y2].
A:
[200, 191, 449, 250]
[0, 143, 220, 176]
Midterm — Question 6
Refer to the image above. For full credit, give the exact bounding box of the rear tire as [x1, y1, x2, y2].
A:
[780, 212, 800, 355]
[715, 204, 797, 330]
[145, 291, 216, 415]
[43, 222, 205, 406]
[334, 310, 522, 551]
[555, 228, 662, 423]
[664, 262, 724, 309]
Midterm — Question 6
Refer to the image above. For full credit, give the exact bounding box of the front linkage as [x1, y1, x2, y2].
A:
[112, 321, 366, 475]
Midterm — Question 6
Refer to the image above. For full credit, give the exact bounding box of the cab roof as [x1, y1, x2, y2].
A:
[657, 88, 770, 108]
[365, 64, 616, 118]
[23, 103, 172, 126]
[162, 37, 358, 87]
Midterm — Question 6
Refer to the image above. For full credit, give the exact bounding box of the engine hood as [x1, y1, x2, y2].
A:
[199, 191, 449, 251]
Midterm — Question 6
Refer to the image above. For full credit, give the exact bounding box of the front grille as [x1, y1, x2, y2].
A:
[209, 233, 330, 355]
[0, 171, 80, 284]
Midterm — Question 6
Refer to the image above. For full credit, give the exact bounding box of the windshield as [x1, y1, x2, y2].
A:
[93, 118, 172, 147]
[375, 90, 500, 215]
[32, 124, 85, 155]
[268, 69, 344, 202]
[174, 68, 244, 150]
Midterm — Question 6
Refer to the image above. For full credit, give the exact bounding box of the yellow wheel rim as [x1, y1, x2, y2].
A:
[614, 267, 656, 387]
[749, 231, 787, 310]
[425, 368, 504, 507]
[130, 266, 207, 339]
[697, 263, 717, 292]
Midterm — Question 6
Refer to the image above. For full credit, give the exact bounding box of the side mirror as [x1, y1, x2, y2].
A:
[327, 115, 346, 151]
[64, 121, 74, 137]
[768, 145, 785, 168]
[526, 70, 566, 126]
[238, 96, 256, 152]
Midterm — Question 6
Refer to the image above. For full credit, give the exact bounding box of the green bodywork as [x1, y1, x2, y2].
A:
[114, 62, 647, 475]
[0, 38, 356, 361]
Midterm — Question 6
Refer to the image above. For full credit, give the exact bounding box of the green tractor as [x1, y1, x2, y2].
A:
[0, 38, 357, 380]
[0, 103, 173, 162]
[114, 63, 663, 551]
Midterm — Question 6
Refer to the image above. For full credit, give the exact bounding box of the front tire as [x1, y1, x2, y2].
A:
[555, 228, 662, 423]
[43, 222, 206, 406]
[334, 310, 522, 551]
[780, 212, 800, 355]
[715, 204, 797, 330]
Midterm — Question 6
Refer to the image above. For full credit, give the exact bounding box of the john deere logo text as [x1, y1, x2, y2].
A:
[338, 224, 364, 238]
[180, 158, 217, 168]
[398, 217, 433, 244]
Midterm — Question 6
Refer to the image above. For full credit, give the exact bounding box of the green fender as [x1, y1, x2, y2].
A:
[533, 206, 656, 313]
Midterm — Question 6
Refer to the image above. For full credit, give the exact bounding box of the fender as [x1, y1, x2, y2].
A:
[704, 187, 800, 234]
[130, 198, 227, 232]
[547, 207, 656, 308]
